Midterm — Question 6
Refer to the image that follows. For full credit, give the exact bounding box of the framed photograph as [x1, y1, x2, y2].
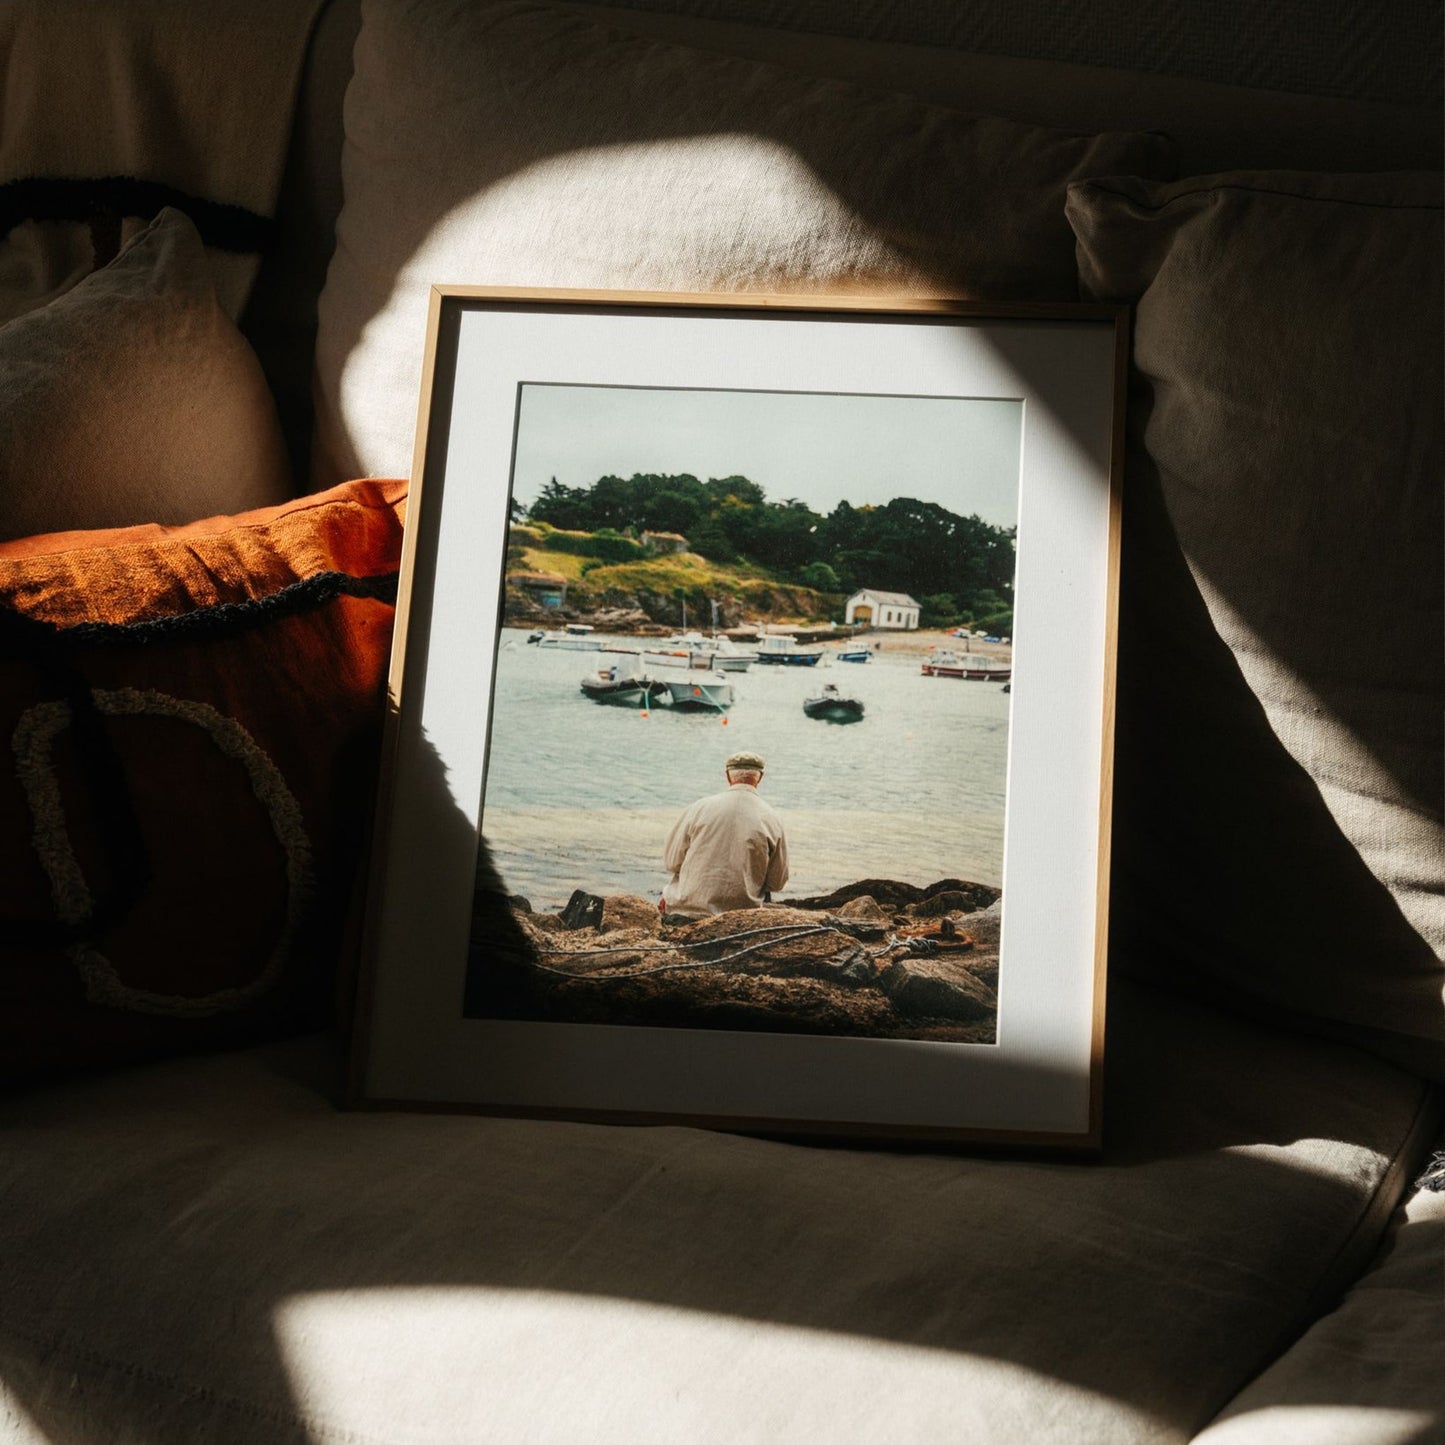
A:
[350, 288, 1124, 1148]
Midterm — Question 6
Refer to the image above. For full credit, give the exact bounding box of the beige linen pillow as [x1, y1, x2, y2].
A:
[0, 208, 291, 542]
[1067, 171, 1444, 1076]
[313, 0, 1173, 486]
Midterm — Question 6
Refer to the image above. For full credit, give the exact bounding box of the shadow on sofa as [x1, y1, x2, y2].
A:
[1, 705, 1435, 1445]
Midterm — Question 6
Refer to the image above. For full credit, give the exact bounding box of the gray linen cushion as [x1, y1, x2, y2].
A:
[312, 0, 1172, 486]
[0, 978, 1432, 1445]
[1067, 172, 1445, 1079]
[0, 208, 291, 541]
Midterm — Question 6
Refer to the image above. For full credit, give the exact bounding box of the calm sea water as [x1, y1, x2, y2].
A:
[481, 629, 1011, 912]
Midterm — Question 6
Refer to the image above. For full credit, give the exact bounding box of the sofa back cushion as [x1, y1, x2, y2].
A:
[0, 479, 405, 1082]
[312, 0, 1173, 486]
[1067, 171, 1445, 1077]
[0, 0, 327, 323]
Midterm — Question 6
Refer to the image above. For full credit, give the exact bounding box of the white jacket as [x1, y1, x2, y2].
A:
[662, 783, 789, 917]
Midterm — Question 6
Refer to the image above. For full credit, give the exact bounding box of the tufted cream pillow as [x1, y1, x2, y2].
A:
[313, 0, 1173, 487]
[0, 208, 291, 542]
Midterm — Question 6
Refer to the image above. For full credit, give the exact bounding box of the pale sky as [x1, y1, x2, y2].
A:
[510, 384, 1022, 527]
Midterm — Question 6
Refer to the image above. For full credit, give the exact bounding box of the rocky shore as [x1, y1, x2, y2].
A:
[506, 596, 1010, 663]
[466, 878, 1002, 1043]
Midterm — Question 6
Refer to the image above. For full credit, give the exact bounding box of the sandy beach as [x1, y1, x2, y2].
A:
[849, 627, 1011, 659]
[731, 621, 1011, 660]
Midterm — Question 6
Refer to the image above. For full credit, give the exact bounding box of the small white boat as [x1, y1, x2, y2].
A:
[642, 639, 718, 670]
[708, 637, 756, 672]
[646, 631, 755, 672]
[660, 670, 735, 710]
[528, 628, 603, 651]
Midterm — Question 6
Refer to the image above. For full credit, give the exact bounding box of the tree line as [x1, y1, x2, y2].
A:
[523, 472, 1016, 630]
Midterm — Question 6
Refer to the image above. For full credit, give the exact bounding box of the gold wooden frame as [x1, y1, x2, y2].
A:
[349, 287, 1127, 1150]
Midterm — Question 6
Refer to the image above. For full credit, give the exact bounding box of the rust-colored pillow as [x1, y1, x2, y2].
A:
[0, 479, 406, 1082]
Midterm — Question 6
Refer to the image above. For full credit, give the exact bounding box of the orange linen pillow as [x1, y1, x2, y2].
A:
[0, 479, 406, 1082]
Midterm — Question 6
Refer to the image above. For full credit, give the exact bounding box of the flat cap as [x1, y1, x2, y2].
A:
[725, 751, 766, 772]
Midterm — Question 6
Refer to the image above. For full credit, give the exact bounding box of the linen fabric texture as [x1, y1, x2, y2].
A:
[0, 208, 292, 543]
[0, 978, 1432, 1444]
[312, 0, 1174, 486]
[0, 478, 405, 1082]
[1067, 171, 1445, 1078]
[0, 0, 327, 322]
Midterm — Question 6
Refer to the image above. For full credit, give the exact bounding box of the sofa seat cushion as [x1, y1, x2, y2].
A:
[0, 978, 1432, 1445]
[1192, 1147, 1445, 1445]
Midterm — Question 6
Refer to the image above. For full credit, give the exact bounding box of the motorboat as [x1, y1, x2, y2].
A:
[753, 633, 824, 666]
[659, 670, 735, 711]
[579, 660, 658, 707]
[803, 683, 865, 722]
[528, 628, 602, 650]
[645, 631, 756, 672]
[640, 635, 719, 670]
[834, 645, 873, 663]
[920, 648, 1012, 681]
[690, 632, 757, 672]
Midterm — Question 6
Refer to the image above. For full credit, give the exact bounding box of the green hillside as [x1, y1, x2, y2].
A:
[507, 529, 837, 625]
[513, 472, 1016, 634]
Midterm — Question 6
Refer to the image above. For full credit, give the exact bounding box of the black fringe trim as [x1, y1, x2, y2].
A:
[0, 176, 271, 253]
[2, 570, 399, 653]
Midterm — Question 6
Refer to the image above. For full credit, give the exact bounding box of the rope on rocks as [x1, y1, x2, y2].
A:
[527, 916, 946, 981]
[879, 936, 940, 958]
[529, 924, 842, 980]
[534, 920, 839, 958]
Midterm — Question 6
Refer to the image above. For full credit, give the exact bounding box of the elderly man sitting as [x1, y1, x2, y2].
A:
[661, 751, 789, 920]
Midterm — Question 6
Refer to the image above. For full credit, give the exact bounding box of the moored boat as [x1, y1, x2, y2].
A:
[696, 633, 757, 672]
[660, 670, 735, 710]
[835, 645, 873, 663]
[645, 631, 757, 672]
[579, 660, 658, 707]
[920, 649, 1012, 681]
[754, 633, 824, 666]
[641, 638, 718, 670]
[803, 683, 864, 722]
[530, 629, 604, 650]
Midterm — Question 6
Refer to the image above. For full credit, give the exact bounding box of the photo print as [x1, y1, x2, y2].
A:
[464, 382, 1023, 1045]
